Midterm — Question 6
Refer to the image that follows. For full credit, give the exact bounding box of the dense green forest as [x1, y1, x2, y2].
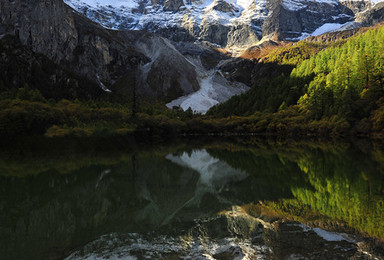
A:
[0, 26, 384, 138]
[208, 25, 384, 136]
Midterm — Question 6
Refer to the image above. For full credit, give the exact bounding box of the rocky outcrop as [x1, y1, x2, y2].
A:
[356, 2, 384, 26]
[163, 0, 185, 12]
[227, 25, 261, 48]
[72, 16, 147, 84]
[133, 32, 200, 101]
[173, 41, 230, 70]
[212, 0, 238, 13]
[199, 23, 230, 46]
[340, 0, 372, 13]
[262, 0, 354, 40]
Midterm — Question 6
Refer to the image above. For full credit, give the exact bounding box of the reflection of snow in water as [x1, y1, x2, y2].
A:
[65, 219, 361, 260]
[157, 149, 248, 224]
[313, 228, 354, 242]
[166, 149, 248, 188]
[65, 233, 270, 260]
[290, 223, 356, 242]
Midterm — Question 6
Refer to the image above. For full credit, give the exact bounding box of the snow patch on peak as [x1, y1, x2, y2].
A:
[236, 0, 255, 9]
[286, 21, 351, 41]
[66, 0, 139, 9]
[311, 22, 348, 36]
[281, 0, 384, 12]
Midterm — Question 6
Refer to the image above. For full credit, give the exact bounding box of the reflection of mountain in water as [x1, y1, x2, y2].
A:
[3, 140, 383, 260]
[165, 149, 248, 208]
[0, 147, 298, 260]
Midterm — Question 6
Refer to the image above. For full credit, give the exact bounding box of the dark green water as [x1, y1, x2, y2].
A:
[0, 138, 383, 259]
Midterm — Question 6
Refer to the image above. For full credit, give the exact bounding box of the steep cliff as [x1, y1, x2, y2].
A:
[262, 0, 355, 40]
[0, 0, 147, 98]
[0, 0, 205, 101]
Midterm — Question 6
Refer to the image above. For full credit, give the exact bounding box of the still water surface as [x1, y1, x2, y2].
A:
[0, 138, 383, 259]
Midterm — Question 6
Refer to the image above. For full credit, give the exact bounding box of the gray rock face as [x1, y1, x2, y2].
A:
[164, 0, 185, 12]
[0, 0, 78, 63]
[199, 23, 230, 46]
[198, 23, 261, 47]
[356, 2, 384, 25]
[0, 0, 146, 86]
[227, 25, 260, 48]
[0, 35, 102, 100]
[212, 0, 238, 13]
[262, 0, 354, 40]
[133, 33, 200, 101]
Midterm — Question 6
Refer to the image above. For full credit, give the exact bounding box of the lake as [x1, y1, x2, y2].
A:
[0, 137, 383, 259]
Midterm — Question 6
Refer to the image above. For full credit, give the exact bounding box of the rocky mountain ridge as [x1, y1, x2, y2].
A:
[65, 0, 384, 49]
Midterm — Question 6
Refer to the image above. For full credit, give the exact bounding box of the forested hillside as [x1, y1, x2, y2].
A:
[1, 26, 384, 139]
[208, 25, 384, 135]
[293, 27, 384, 120]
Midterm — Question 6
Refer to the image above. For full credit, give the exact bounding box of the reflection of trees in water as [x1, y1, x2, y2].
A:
[209, 142, 384, 240]
[290, 149, 384, 240]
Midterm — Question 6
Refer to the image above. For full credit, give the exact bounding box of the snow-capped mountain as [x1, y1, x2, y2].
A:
[2, 0, 383, 115]
[60, 0, 384, 113]
[64, 0, 383, 48]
